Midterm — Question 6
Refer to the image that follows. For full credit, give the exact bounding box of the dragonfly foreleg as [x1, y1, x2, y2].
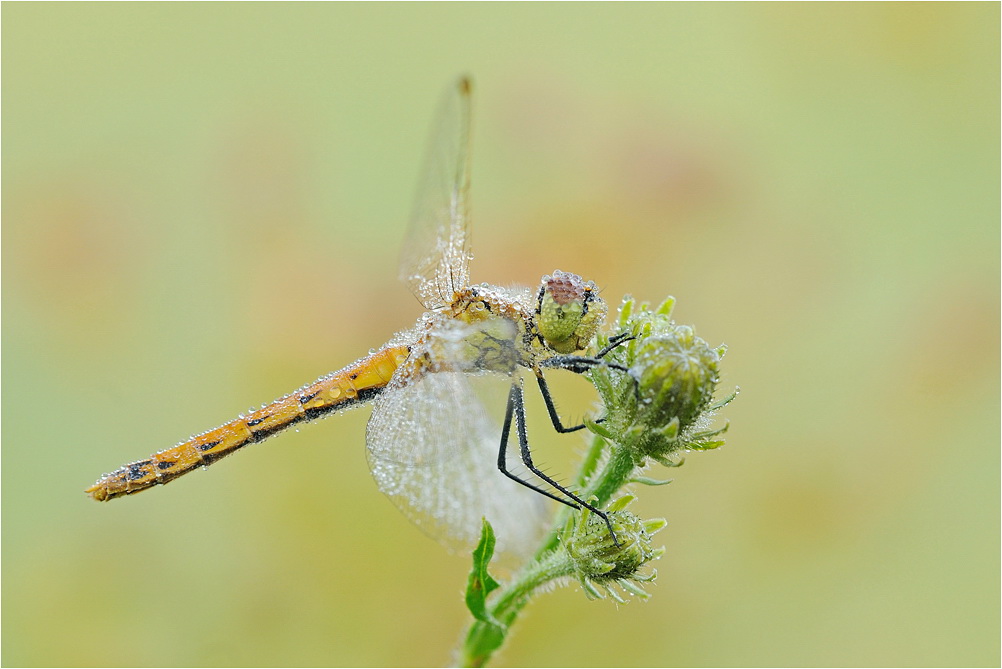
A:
[596, 331, 636, 359]
[539, 354, 628, 375]
[536, 347, 638, 433]
[499, 380, 620, 546]
[534, 372, 589, 433]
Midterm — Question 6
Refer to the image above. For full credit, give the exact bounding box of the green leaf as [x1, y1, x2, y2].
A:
[656, 296, 676, 316]
[607, 494, 636, 512]
[586, 419, 616, 440]
[617, 296, 635, 329]
[688, 439, 725, 451]
[465, 518, 502, 625]
[461, 519, 507, 667]
[709, 386, 740, 410]
[629, 475, 674, 486]
[659, 417, 681, 440]
[690, 421, 730, 440]
[581, 577, 604, 600]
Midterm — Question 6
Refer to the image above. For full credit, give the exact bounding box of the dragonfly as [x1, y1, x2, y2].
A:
[87, 77, 627, 557]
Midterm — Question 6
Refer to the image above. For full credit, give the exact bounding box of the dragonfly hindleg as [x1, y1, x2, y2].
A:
[498, 380, 620, 546]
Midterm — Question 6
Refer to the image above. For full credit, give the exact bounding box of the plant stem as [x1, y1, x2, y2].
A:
[585, 444, 636, 508]
[459, 550, 573, 667]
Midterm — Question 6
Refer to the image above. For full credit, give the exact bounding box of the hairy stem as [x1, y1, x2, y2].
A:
[459, 550, 573, 668]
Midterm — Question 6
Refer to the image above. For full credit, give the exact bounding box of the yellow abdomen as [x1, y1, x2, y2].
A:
[86, 345, 410, 501]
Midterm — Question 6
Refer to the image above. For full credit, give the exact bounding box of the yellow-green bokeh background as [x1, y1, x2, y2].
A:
[3, 4, 998, 666]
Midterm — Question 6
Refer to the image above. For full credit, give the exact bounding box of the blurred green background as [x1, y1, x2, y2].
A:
[3, 4, 998, 667]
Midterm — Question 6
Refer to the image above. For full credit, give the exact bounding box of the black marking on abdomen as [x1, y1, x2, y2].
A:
[356, 386, 383, 402]
[197, 440, 222, 452]
[199, 448, 225, 464]
[301, 386, 385, 420]
[246, 416, 267, 427]
[299, 392, 319, 404]
[156, 460, 177, 470]
[126, 462, 151, 481]
[249, 413, 307, 442]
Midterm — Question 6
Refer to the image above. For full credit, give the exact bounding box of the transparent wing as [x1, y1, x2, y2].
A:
[366, 349, 548, 561]
[398, 76, 473, 310]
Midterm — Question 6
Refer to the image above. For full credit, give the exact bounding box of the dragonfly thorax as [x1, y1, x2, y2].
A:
[536, 270, 607, 355]
[429, 285, 533, 375]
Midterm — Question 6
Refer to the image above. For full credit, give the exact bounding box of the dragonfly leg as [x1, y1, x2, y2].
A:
[536, 344, 639, 432]
[498, 382, 581, 508]
[500, 380, 620, 546]
[596, 331, 636, 359]
[535, 372, 588, 434]
[595, 331, 641, 400]
[541, 354, 625, 375]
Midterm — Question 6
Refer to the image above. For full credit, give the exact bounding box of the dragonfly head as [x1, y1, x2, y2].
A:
[536, 271, 607, 354]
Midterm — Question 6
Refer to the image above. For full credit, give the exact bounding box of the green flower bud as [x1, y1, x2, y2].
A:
[590, 296, 735, 465]
[564, 496, 666, 601]
[634, 324, 719, 428]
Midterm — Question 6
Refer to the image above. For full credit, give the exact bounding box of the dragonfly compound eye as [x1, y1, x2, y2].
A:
[537, 271, 607, 354]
